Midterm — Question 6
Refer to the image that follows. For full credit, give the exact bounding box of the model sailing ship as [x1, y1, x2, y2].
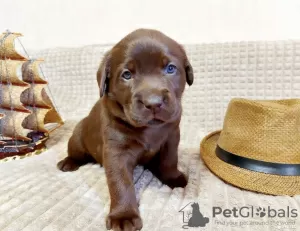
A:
[0, 30, 64, 160]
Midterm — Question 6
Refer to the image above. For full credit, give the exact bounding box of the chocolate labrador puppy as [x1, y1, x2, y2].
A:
[57, 28, 194, 231]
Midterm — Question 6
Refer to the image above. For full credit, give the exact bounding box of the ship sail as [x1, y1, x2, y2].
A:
[0, 30, 64, 156]
[0, 32, 27, 60]
[0, 109, 32, 141]
[20, 59, 64, 133]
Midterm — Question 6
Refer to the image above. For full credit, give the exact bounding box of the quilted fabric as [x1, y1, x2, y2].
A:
[1, 41, 300, 231]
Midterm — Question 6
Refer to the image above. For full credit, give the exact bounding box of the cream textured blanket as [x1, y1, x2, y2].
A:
[1, 41, 300, 231]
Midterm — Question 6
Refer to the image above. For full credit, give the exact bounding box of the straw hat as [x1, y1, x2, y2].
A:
[200, 98, 300, 196]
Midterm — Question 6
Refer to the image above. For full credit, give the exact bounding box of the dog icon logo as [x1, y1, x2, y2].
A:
[179, 202, 210, 229]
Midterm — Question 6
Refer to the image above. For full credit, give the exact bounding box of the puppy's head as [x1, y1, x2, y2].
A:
[97, 29, 194, 127]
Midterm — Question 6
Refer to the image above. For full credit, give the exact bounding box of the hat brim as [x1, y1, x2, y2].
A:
[200, 130, 300, 196]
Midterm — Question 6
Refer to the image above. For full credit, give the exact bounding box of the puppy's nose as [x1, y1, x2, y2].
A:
[142, 95, 163, 113]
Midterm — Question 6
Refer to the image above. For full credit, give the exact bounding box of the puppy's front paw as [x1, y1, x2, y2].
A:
[57, 157, 81, 172]
[106, 214, 143, 231]
[163, 171, 188, 189]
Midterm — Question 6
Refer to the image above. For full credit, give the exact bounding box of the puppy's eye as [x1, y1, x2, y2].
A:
[122, 70, 132, 80]
[164, 64, 177, 75]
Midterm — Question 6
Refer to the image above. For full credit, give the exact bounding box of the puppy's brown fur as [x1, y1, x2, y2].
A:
[57, 28, 194, 231]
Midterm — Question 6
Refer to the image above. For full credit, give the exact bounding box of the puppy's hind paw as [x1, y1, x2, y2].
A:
[57, 157, 81, 172]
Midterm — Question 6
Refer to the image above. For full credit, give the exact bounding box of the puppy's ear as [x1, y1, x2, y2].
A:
[185, 59, 194, 86]
[97, 51, 111, 98]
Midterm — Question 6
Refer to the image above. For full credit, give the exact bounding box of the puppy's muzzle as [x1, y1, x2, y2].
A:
[135, 88, 169, 114]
